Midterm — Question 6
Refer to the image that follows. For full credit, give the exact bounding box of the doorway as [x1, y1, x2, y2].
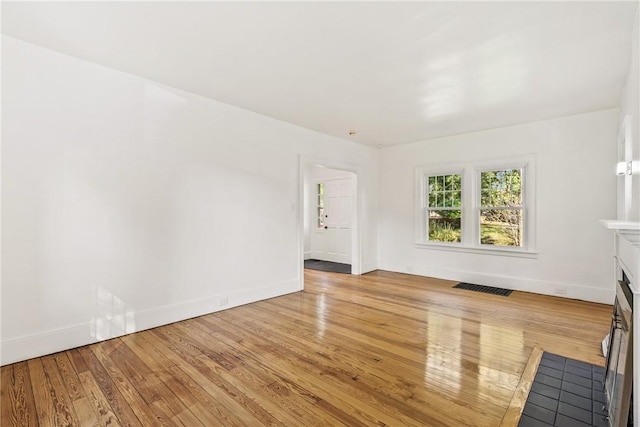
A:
[300, 161, 359, 284]
[311, 177, 352, 264]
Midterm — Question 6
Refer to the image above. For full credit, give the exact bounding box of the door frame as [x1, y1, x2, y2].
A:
[298, 156, 361, 290]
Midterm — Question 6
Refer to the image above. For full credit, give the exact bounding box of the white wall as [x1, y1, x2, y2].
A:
[619, 8, 640, 222]
[618, 13, 640, 424]
[309, 165, 353, 182]
[1, 36, 379, 365]
[378, 109, 619, 304]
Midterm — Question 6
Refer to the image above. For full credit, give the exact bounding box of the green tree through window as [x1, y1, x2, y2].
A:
[427, 174, 462, 242]
[479, 169, 523, 247]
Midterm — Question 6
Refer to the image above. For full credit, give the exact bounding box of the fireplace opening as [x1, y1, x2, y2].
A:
[603, 268, 633, 427]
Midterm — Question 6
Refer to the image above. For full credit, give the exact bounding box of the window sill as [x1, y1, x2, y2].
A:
[414, 242, 538, 258]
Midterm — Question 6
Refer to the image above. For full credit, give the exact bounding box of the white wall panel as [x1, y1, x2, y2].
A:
[619, 10, 640, 222]
[1, 36, 379, 364]
[378, 109, 618, 304]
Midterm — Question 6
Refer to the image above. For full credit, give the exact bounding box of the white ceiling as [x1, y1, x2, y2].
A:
[2, 1, 637, 147]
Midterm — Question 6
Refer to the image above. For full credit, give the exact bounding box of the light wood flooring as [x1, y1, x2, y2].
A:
[1, 269, 612, 426]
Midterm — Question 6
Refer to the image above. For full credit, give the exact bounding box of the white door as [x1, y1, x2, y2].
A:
[311, 178, 352, 264]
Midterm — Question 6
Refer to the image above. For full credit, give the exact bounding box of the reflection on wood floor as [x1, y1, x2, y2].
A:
[1, 269, 611, 426]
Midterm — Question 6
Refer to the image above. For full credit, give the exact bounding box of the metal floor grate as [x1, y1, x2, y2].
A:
[453, 282, 513, 296]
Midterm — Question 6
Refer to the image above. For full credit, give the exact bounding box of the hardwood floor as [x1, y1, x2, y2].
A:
[1, 270, 612, 426]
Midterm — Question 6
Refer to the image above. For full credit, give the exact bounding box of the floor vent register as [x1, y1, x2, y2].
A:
[453, 282, 513, 297]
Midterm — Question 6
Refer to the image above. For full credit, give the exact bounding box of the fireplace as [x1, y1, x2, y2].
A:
[601, 220, 639, 427]
[604, 271, 633, 426]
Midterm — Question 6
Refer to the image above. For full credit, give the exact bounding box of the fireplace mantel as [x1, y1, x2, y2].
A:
[600, 220, 640, 241]
[600, 220, 640, 291]
[600, 220, 640, 232]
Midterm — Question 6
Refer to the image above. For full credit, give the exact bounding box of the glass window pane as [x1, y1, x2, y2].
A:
[453, 190, 461, 207]
[429, 174, 462, 205]
[317, 184, 325, 228]
[453, 174, 461, 189]
[511, 169, 522, 204]
[479, 209, 522, 247]
[480, 169, 522, 208]
[480, 189, 490, 206]
[428, 210, 461, 242]
[427, 173, 462, 236]
[480, 171, 490, 191]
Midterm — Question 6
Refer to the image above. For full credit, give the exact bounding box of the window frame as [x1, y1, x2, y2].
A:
[415, 155, 537, 258]
[476, 166, 526, 249]
[425, 172, 464, 244]
[316, 183, 325, 229]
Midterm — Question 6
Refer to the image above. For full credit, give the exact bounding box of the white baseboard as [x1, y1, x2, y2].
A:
[360, 262, 378, 274]
[304, 251, 312, 260]
[1, 278, 300, 366]
[382, 265, 615, 305]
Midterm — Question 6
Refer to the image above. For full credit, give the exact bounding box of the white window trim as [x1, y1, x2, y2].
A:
[415, 165, 465, 247]
[425, 170, 464, 245]
[415, 154, 537, 257]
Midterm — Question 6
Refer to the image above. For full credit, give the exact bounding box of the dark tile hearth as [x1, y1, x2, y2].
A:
[518, 352, 608, 427]
[304, 259, 351, 274]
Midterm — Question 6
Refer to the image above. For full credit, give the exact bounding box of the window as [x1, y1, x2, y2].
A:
[426, 174, 462, 242]
[317, 183, 325, 229]
[479, 169, 523, 247]
[416, 155, 535, 256]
